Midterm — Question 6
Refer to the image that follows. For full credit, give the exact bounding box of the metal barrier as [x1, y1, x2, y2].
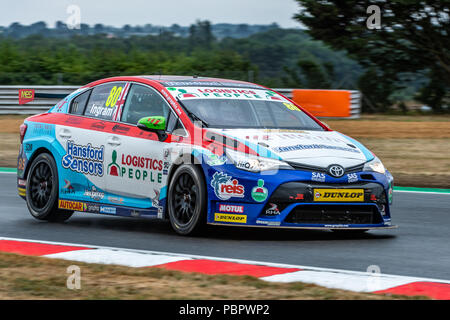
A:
[0, 85, 79, 114]
[0, 85, 360, 118]
[276, 88, 361, 119]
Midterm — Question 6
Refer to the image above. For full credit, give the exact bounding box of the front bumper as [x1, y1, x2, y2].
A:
[205, 165, 395, 230]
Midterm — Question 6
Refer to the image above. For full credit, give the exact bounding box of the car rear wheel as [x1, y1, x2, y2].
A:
[167, 164, 207, 235]
[26, 153, 73, 222]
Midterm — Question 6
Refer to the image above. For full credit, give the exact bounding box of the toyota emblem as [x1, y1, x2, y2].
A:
[328, 165, 345, 178]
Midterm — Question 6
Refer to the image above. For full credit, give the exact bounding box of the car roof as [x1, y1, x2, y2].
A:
[83, 75, 264, 90]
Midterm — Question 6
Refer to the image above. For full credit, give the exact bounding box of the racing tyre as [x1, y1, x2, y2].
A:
[167, 164, 207, 235]
[26, 153, 73, 222]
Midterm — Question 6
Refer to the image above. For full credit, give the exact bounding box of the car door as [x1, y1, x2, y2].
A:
[104, 83, 173, 211]
[58, 81, 127, 203]
[57, 87, 107, 203]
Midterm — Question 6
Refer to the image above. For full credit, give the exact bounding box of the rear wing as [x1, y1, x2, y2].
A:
[19, 89, 68, 105]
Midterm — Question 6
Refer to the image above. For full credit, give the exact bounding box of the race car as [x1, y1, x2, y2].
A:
[17, 75, 396, 235]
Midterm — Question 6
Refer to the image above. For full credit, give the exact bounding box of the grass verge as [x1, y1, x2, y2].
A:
[0, 251, 421, 300]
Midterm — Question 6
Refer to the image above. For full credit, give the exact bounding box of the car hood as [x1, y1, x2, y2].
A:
[211, 128, 374, 169]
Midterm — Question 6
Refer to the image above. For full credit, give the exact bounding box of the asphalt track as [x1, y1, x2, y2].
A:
[1, 172, 449, 280]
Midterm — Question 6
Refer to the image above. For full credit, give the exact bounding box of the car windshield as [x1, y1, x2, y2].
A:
[180, 98, 324, 130]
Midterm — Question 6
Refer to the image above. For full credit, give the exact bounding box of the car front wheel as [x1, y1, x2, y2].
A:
[167, 164, 207, 235]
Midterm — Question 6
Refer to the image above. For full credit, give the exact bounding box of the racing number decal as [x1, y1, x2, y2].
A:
[105, 86, 123, 107]
[283, 102, 299, 111]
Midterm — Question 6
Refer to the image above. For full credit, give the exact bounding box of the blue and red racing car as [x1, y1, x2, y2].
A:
[17, 76, 396, 235]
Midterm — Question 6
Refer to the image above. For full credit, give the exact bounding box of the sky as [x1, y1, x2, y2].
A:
[0, 0, 302, 28]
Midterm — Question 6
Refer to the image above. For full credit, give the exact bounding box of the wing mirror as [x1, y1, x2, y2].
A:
[137, 116, 167, 141]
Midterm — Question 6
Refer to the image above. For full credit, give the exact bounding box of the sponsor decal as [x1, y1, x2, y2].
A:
[256, 220, 281, 226]
[112, 83, 130, 121]
[324, 224, 349, 228]
[218, 204, 244, 213]
[157, 206, 164, 219]
[244, 134, 270, 141]
[161, 89, 182, 116]
[206, 154, 227, 166]
[388, 182, 394, 204]
[210, 172, 245, 200]
[91, 121, 106, 130]
[29, 123, 53, 135]
[162, 81, 261, 89]
[151, 189, 162, 208]
[61, 141, 104, 176]
[168, 86, 286, 101]
[24, 143, 33, 152]
[107, 150, 121, 176]
[347, 173, 358, 183]
[214, 213, 247, 224]
[58, 200, 86, 211]
[289, 193, 304, 200]
[55, 99, 67, 112]
[131, 210, 140, 217]
[282, 102, 300, 111]
[151, 189, 164, 215]
[163, 149, 170, 160]
[18, 89, 34, 105]
[251, 179, 268, 202]
[88, 103, 115, 118]
[108, 150, 163, 183]
[65, 117, 84, 125]
[273, 144, 360, 154]
[313, 189, 364, 202]
[18, 187, 26, 197]
[112, 124, 130, 134]
[100, 206, 116, 214]
[265, 203, 280, 215]
[86, 204, 100, 213]
[17, 157, 25, 171]
[168, 88, 200, 99]
[379, 204, 386, 215]
[18, 179, 27, 187]
[311, 172, 326, 182]
[265, 91, 282, 101]
[163, 161, 169, 175]
[235, 160, 254, 171]
[84, 185, 104, 201]
[61, 179, 75, 194]
[108, 196, 124, 204]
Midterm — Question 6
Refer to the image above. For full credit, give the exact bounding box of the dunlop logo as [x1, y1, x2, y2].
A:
[313, 189, 364, 202]
[214, 213, 247, 224]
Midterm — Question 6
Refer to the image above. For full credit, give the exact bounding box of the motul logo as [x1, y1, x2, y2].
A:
[219, 204, 244, 213]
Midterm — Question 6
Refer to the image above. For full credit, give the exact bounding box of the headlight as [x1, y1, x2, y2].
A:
[226, 149, 293, 172]
[363, 157, 386, 174]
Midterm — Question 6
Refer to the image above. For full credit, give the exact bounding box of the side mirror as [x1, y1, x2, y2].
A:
[137, 116, 167, 141]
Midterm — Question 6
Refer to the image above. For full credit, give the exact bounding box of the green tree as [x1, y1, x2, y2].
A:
[294, 0, 450, 112]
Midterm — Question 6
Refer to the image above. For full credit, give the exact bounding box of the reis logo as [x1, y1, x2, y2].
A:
[210, 172, 245, 200]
